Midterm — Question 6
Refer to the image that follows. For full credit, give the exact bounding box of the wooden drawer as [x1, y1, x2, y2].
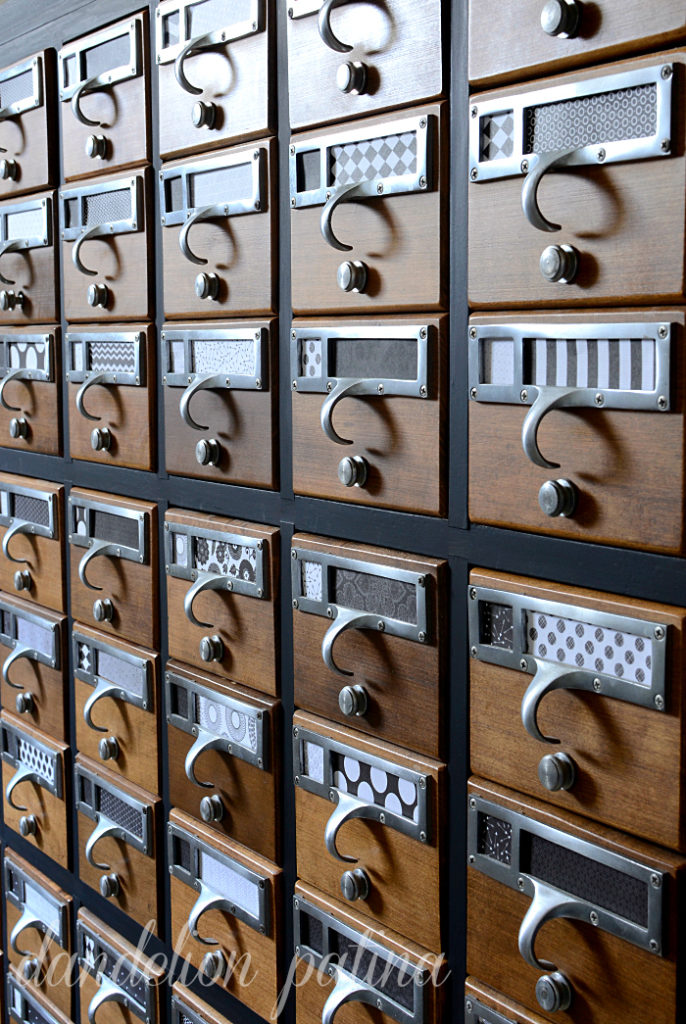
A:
[60, 170, 153, 322]
[66, 324, 155, 470]
[75, 756, 161, 933]
[7, 966, 72, 1024]
[291, 104, 447, 314]
[0, 52, 57, 199]
[171, 984, 231, 1024]
[166, 660, 280, 861]
[469, 51, 686, 308]
[292, 316, 447, 514]
[467, 778, 685, 1024]
[168, 809, 282, 1021]
[4, 849, 72, 1020]
[468, 309, 686, 554]
[74, 625, 160, 793]
[0, 596, 67, 741]
[469, 569, 686, 850]
[292, 534, 446, 758]
[165, 510, 279, 694]
[0, 327, 61, 455]
[162, 319, 277, 487]
[0, 191, 58, 324]
[1, 713, 69, 868]
[465, 978, 557, 1024]
[59, 12, 151, 181]
[77, 909, 164, 1024]
[287, 0, 443, 130]
[68, 489, 158, 649]
[156, 0, 274, 158]
[470, 0, 686, 88]
[294, 711, 445, 952]
[0, 475, 65, 612]
[294, 882, 446, 1024]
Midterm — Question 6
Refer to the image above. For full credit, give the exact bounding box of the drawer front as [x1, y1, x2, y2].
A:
[66, 325, 155, 470]
[165, 510, 279, 693]
[468, 310, 686, 553]
[7, 967, 72, 1024]
[294, 712, 444, 952]
[291, 104, 446, 313]
[168, 809, 281, 1021]
[0, 191, 58, 324]
[69, 489, 158, 648]
[292, 534, 445, 757]
[160, 140, 276, 317]
[59, 12, 151, 180]
[292, 317, 446, 513]
[75, 757, 160, 932]
[74, 626, 159, 792]
[162, 320, 276, 487]
[470, 0, 686, 87]
[467, 779, 684, 1024]
[0, 475, 65, 612]
[1, 713, 68, 867]
[0, 328, 61, 456]
[468, 568, 686, 850]
[469, 52, 686, 308]
[0, 596, 67, 740]
[0, 52, 56, 199]
[465, 978, 554, 1024]
[171, 983, 231, 1024]
[157, 0, 273, 157]
[4, 850, 72, 1019]
[60, 171, 153, 322]
[287, 0, 443, 129]
[166, 661, 279, 861]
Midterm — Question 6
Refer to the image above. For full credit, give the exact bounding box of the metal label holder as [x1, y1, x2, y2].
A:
[7, 973, 65, 1024]
[0, 332, 55, 385]
[0, 598, 59, 672]
[66, 331, 145, 388]
[0, 196, 51, 251]
[4, 854, 69, 948]
[69, 494, 149, 566]
[1, 718, 62, 799]
[73, 629, 152, 717]
[59, 176, 143, 242]
[165, 520, 266, 599]
[77, 918, 156, 1024]
[58, 18, 143, 101]
[156, 0, 264, 63]
[0, 55, 44, 119]
[159, 149, 266, 229]
[0, 481, 57, 537]
[161, 326, 266, 392]
[75, 761, 153, 858]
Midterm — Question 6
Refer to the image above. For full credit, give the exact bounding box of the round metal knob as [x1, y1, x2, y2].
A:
[0, 289, 24, 311]
[22, 957, 40, 981]
[91, 427, 112, 451]
[538, 752, 577, 792]
[338, 684, 368, 717]
[19, 814, 38, 837]
[196, 438, 221, 467]
[15, 691, 35, 715]
[87, 283, 109, 308]
[0, 158, 18, 180]
[99, 873, 120, 898]
[85, 134, 107, 159]
[14, 569, 32, 592]
[9, 417, 28, 439]
[98, 736, 120, 762]
[539, 478, 577, 518]
[195, 272, 220, 301]
[536, 972, 573, 1013]
[199, 634, 224, 663]
[541, 0, 581, 37]
[200, 794, 224, 823]
[540, 244, 579, 284]
[192, 100, 217, 129]
[336, 61, 368, 95]
[337, 260, 368, 293]
[93, 598, 114, 623]
[340, 868, 370, 902]
[200, 950, 226, 981]
[338, 454, 368, 488]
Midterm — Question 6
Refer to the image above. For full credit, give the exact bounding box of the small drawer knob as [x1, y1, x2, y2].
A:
[199, 634, 224, 663]
[196, 438, 221, 467]
[14, 569, 32, 592]
[91, 426, 112, 451]
[338, 454, 368, 488]
[19, 814, 38, 837]
[98, 736, 120, 762]
[340, 867, 370, 902]
[0, 289, 25, 311]
[200, 794, 224, 823]
[541, 0, 581, 37]
[538, 752, 577, 792]
[15, 691, 35, 715]
[22, 957, 40, 981]
[536, 972, 573, 1013]
[539, 478, 577, 518]
[540, 244, 579, 284]
[195, 272, 220, 301]
[9, 417, 28, 439]
[93, 598, 114, 623]
[338, 684, 368, 717]
[192, 100, 217, 129]
[87, 282, 109, 308]
[201, 950, 227, 981]
[336, 61, 368, 95]
[337, 260, 368, 293]
[0, 158, 18, 180]
[85, 134, 107, 159]
[99, 873, 120, 898]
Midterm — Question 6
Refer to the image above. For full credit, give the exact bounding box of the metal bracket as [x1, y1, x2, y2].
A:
[59, 18, 142, 107]
[1, 718, 62, 801]
[77, 919, 155, 1024]
[60, 177, 142, 277]
[0, 333, 55, 409]
[159, 149, 265, 237]
[69, 495, 148, 585]
[74, 630, 150, 729]
[156, 0, 263, 68]
[0, 600, 59, 688]
[0, 197, 51, 284]
[76, 761, 152, 859]
[0, 56, 43, 120]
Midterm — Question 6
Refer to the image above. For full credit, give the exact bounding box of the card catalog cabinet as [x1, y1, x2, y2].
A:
[0, 475, 65, 612]
[0, 596, 67, 740]
[0, 328, 61, 455]
[0, 52, 57, 199]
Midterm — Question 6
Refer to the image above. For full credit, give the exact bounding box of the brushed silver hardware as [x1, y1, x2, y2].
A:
[536, 972, 573, 1012]
[192, 100, 217, 129]
[93, 598, 114, 622]
[199, 634, 224, 662]
[337, 61, 367, 95]
[85, 135, 107, 160]
[195, 271, 219, 300]
[541, 0, 581, 37]
[539, 478, 577, 517]
[200, 950, 226, 981]
[9, 417, 28, 439]
[540, 244, 579, 283]
[91, 427, 112, 451]
[0, 289, 24, 311]
[19, 814, 37, 836]
[0, 158, 18, 180]
[340, 867, 369, 901]
[71, 496, 148, 588]
[13, 569, 31, 591]
[76, 761, 152, 866]
[59, 18, 142, 123]
[538, 752, 577, 792]
[98, 736, 119, 762]
[62, 176, 141, 278]
[0, 56, 43, 120]
[318, 0, 356, 52]
[338, 684, 368, 717]
[195, 437, 220, 466]
[338, 454, 368, 487]
[0, 353, 52, 412]
[15, 691, 34, 715]
[337, 260, 367, 292]
[87, 283, 109, 308]
[22, 956, 40, 980]
[200, 794, 224, 822]
[99, 872, 120, 898]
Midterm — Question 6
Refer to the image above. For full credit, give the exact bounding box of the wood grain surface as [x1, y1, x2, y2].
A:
[0, 51, 57, 199]
[0, 190, 59, 325]
[0, 597, 67, 740]
[0, 326, 62, 456]
[8, 964, 72, 1024]
[465, 976, 570, 1024]
[171, 982, 234, 1024]
[0, 474, 65, 612]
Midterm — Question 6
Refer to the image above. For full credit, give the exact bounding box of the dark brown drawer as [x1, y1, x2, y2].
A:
[0, 51, 57, 198]
[0, 596, 67, 740]
[0, 327, 61, 455]
[66, 324, 155, 470]
[465, 978, 555, 1024]
[0, 191, 58, 324]
[7, 966, 72, 1024]
[0, 474, 65, 612]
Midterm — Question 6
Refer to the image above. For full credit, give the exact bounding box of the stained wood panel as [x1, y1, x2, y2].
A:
[0, 598, 67, 740]
[0, 191, 58, 325]
[0, 475, 65, 612]
[0, 51, 57, 199]
[0, 327, 62, 456]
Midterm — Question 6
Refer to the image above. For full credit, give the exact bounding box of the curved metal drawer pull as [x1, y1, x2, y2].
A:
[180, 204, 228, 266]
[78, 540, 121, 591]
[522, 147, 578, 233]
[71, 75, 106, 129]
[185, 729, 227, 788]
[175, 30, 225, 95]
[0, 238, 28, 286]
[318, 0, 356, 52]
[0, 369, 33, 412]
[87, 975, 128, 1024]
[323, 608, 381, 678]
[188, 881, 227, 946]
[85, 815, 120, 871]
[321, 182, 365, 252]
[2, 520, 34, 564]
[518, 876, 587, 971]
[6, 764, 41, 811]
[522, 386, 583, 469]
[184, 571, 232, 629]
[521, 660, 590, 744]
[320, 379, 372, 446]
[2, 643, 35, 688]
[180, 373, 227, 431]
[10, 906, 44, 957]
[75, 372, 108, 422]
[84, 678, 123, 732]
[322, 970, 375, 1024]
[72, 224, 108, 277]
[325, 790, 376, 862]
